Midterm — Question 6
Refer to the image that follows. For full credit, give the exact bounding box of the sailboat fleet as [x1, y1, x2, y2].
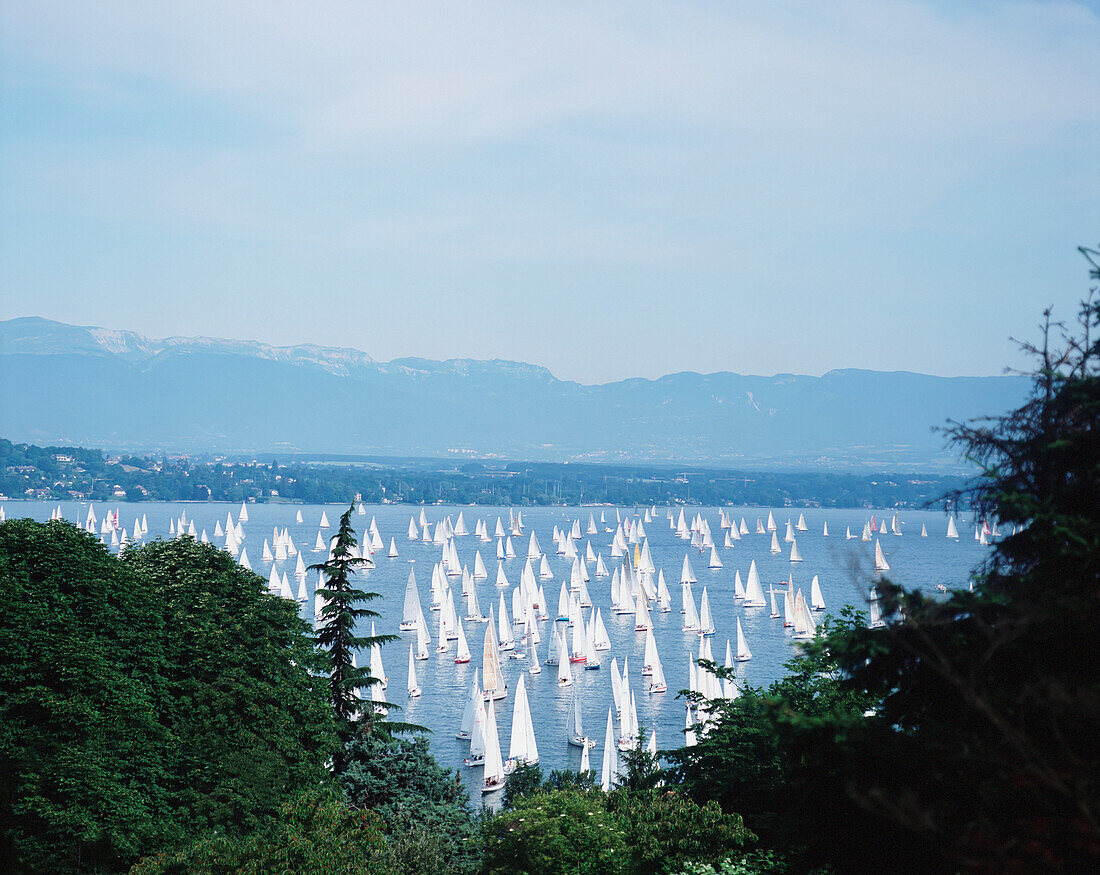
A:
[30, 498, 978, 794]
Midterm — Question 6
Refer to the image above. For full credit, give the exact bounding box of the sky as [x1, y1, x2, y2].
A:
[1, 1, 1097, 385]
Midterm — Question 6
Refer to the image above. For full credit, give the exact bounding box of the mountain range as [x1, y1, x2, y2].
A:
[0, 317, 1029, 471]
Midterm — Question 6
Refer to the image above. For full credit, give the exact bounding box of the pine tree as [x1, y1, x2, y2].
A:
[309, 504, 396, 769]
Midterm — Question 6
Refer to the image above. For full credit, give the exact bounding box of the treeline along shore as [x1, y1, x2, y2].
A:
[1, 439, 966, 509]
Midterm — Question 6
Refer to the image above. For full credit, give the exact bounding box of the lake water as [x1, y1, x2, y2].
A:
[3, 500, 991, 802]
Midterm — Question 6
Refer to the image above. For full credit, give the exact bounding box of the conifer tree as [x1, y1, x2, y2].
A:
[310, 504, 396, 769]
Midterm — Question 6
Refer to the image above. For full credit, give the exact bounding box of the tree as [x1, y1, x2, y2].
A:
[123, 537, 338, 840]
[129, 790, 387, 875]
[0, 519, 173, 873]
[309, 504, 395, 767]
[768, 290, 1100, 870]
[481, 787, 629, 875]
[0, 523, 339, 873]
[341, 731, 480, 874]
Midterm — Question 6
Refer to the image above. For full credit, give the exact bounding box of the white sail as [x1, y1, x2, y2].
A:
[482, 608, 506, 700]
[482, 700, 505, 793]
[648, 644, 666, 692]
[785, 519, 795, 543]
[770, 531, 782, 554]
[634, 592, 652, 631]
[810, 575, 826, 611]
[921, 523, 928, 538]
[415, 609, 431, 658]
[698, 587, 716, 635]
[506, 675, 539, 771]
[557, 634, 573, 686]
[744, 559, 767, 606]
[407, 646, 421, 697]
[874, 539, 890, 572]
[401, 570, 422, 630]
[458, 669, 481, 739]
[455, 620, 472, 663]
[766, 511, 777, 531]
[735, 617, 752, 661]
[823, 521, 829, 537]
[796, 512, 808, 531]
[793, 589, 817, 640]
[600, 707, 618, 791]
[789, 539, 803, 562]
[592, 608, 611, 650]
[680, 554, 697, 584]
[946, 516, 959, 539]
[319, 511, 330, 528]
[681, 582, 700, 631]
[388, 538, 398, 558]
[497, 593, 515, 650]
[707, 544, 723, 569]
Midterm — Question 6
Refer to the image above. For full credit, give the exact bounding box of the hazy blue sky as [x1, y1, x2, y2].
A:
[1, 1, 1097, 384]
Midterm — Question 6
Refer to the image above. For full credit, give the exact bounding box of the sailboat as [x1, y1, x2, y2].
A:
[793, 590, 817, 640]
[698, 587, 716, 635]
[946, 516, 960, 539]
[407, 646, 422, 698]
[707, 545, 723, 569]
[921, 523, 928, 538]
[497, 593, 515, 651]
[568, 689, 596, 748]
[744, 560, 767, 607]
[735, 617, 752, 661]
[874, 539, 890, 572]
[768, 586, 781, 619]
[482, 609, 507, 701]
[770, 532, 782, 554]
[457, 670, 481, 740]
[481, 701, 506, 793]
[789, 539, 803, 562]
[557, 634, 573, 687]
[504, 675, 538, 773]
[319, 511, 330, 528]
[823, 521, 829, 537]
[810, 575, 826, 611]
[600, 708, 618, 792]
[648, 641, 667, 694]
[454, 619, 472, 663]
[400, 570, 421, 631]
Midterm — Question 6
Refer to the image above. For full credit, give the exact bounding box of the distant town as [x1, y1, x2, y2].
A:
[0, 438, 967, 509]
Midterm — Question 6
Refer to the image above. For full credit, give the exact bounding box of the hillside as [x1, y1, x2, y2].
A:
[0, 317, 1028, 470]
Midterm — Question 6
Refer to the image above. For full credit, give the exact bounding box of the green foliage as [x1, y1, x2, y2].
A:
[309, 504, 396, 763]
[664, 292, 1100, 871]
[129, 790, 387, 875]
[664, 609, 875, 851]
[487, 780, 753, 875]
[482, 787, 629, 875]
[0, 519, 173, 872]
[123, 537, 338, 839]
[670, 850, 792, 875]
[341, 728, 480, 874]
[805, 295, 1100, 869]
[608, 789, 753, 875]
[0, 520, 339, 872]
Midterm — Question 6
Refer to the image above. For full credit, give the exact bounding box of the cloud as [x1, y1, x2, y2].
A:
[5, 1, 1098, 151]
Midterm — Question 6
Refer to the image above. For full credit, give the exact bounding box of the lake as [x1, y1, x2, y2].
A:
[3, 500, 992, 802]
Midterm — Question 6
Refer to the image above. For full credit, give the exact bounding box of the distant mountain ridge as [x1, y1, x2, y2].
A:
[0, 317, 1029, 470]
